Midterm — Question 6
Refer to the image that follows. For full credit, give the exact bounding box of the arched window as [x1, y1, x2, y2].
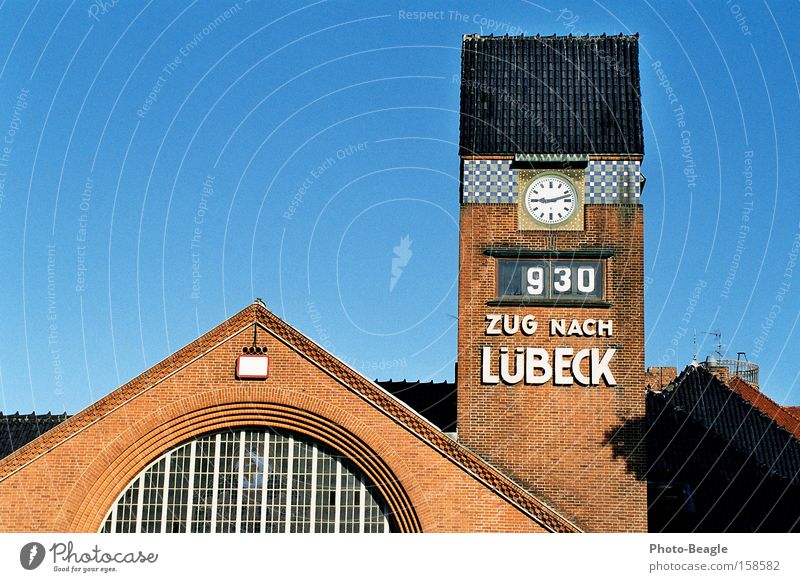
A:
[101, 428, 393, 533]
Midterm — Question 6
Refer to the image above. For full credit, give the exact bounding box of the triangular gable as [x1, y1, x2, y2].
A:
[0, 302, 578, 533]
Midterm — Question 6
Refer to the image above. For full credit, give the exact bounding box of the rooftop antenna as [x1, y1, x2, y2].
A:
[690, 330, 699, 367]
[703, 330, 724, 359]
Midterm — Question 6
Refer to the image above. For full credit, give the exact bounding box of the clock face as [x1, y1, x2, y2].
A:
[523, 175, 577, 225]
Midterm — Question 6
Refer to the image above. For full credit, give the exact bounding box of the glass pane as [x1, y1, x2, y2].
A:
[339, 470, 360, 533]
[497, 260, 525, 296]
[215, 432, 239, 532]
[290, 439, 313, 533]
[314, 450, 337, 533]
[264, 433, 289, 532]
[165, 443, 191, 533]
[140, 458, 165, 533]
[190, 436, 216, 532]
[114, 478, 139, 533]
[239, 432, 266, 533]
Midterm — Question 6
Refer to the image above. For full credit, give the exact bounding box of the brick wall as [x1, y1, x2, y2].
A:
[645, 367, 678, 390]
[457, 203, 647, 532]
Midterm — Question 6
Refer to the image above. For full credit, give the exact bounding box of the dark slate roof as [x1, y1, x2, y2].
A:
[459, 34, 643, 156]
[0, 412, 69, 459]
[649, 366, 800, 486]
[376, 380, 456, 432]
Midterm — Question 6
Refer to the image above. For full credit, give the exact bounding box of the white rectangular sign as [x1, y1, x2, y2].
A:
[236, 355, 269, 379]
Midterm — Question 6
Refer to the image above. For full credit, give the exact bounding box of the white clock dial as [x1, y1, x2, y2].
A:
[523, 175, 577, 225]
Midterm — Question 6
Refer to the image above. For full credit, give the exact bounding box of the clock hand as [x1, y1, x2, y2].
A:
[531, 193, 573, 203]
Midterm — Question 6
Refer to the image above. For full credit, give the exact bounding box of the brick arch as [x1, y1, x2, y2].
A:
[66, 387, 424, 533]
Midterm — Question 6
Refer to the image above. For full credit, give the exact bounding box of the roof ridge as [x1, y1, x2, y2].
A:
[727, 376, 800, 438]
[462, 33, 639, 41]
[0, 411, 69, 417]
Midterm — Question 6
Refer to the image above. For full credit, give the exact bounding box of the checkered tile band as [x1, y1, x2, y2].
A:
[462, 159, 642, 204]
[584, 160, 641, 203]
[462, 159, 516, 203]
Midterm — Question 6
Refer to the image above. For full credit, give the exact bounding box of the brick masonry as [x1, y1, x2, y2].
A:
[645, 367, 678, 391]
[457, 202, 647, 532]
[0, 304, 576, 533]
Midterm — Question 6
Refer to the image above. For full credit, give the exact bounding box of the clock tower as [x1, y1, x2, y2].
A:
[457, 34, 646, 532]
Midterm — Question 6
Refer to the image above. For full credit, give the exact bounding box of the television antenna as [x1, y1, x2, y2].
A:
[703, 330, 724, 359]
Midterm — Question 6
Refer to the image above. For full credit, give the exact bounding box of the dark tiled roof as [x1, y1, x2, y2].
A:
[647, 366, 800, 532]
[0, 412, 69, 459]
[651, 367, 800, 485]
[376, 380, 456, 432]
[459, 34, 643, 156]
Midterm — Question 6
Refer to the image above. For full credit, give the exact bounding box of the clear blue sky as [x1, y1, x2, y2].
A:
[0, 0, 798, 413]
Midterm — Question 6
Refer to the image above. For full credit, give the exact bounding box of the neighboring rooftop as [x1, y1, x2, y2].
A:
[727, 376, 800, 439]
[651, 366, 800, 485]
[0, 412, 69, 459]
[376, 380, 456, 432]
[459, 34, 643, 156]
[647, 366, 800, 532]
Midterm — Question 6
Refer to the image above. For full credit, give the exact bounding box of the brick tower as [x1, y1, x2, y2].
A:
[456, 34, 647, 532]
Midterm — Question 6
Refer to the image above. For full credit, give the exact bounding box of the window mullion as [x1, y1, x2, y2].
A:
[160, 451, 172, 533]
[259, 432, 270, 533]
[210, 433, 221, 533]
[309, 446, 318, 533]
[284, 435, 294, 533]
[185, 440, 196, 533]
[358, 480, 366, 533]
[235, 430, 246, 533]
[333, 458, 342, 533]
[134, 476, 144, 534]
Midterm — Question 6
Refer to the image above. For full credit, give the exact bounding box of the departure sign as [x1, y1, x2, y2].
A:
[497, 259, 603, 299]
[481, 314, 617, 387]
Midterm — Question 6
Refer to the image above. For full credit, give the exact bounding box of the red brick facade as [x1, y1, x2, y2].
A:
[0, 304, 576, 533]
[457, 202, 647, 532]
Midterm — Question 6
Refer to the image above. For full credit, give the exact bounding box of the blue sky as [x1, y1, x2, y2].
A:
[0, 0, 798, 413]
